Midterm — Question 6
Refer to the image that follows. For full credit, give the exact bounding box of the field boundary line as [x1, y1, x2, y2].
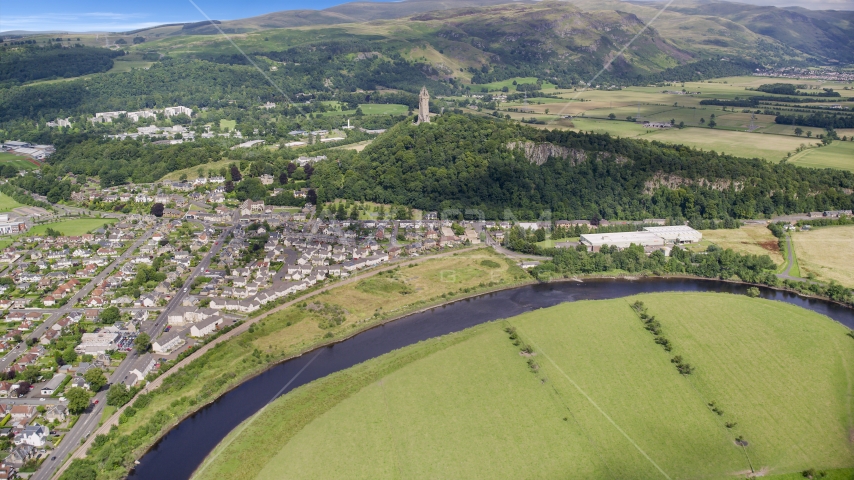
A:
[521, 332, 673, 480]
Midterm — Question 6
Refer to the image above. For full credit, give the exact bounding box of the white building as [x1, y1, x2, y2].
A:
[190, 316, 223, 337]
[14, 425, 49, 447]
[162, 106, 193, 118]
[75, 332, 119, 354]
[152, 331, 184, 354]
[579, 231, 666, 251]
[642, 226, 702, 244]
[40, 373, 67, 396]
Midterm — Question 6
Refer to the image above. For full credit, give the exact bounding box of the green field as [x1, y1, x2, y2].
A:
[475, 77, 558, 92]
[196, 293, 854, 480]
[220, 119, 237, 131]
[0, 192, 24, 213]
[28, 218, 116, 236]
[788, 141, 854, 171]
[0, 152, 39, 171]
[160, 159, 235, 181]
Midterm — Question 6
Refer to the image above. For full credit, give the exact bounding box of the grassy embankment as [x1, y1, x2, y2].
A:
[76, 249, 531, 477]
[160, 159, 237, 181]
[792, 225, 854, 287]
[197, 292, 854, 480]
[0, 192, 25, 213]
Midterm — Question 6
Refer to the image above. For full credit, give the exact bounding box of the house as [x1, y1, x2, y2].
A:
[13, 425, 49, 447]
[190, 316, 223, 337]
[44, 404, 67, 423]
[40, 373, 67, 396]
[9, 405, 36, 422]
[152, 331, 184, 354]
[0, 463, 17, 479]
[6, 445, 36, 468]
[128, 356, 156, 385]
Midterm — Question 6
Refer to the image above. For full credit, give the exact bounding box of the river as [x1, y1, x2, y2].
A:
[129, 278, 854, 480]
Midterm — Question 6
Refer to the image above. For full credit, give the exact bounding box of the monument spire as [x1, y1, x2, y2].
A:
[417, 86, 430, 124]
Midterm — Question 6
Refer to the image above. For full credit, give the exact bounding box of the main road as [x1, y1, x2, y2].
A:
[35, 212, 237, 480]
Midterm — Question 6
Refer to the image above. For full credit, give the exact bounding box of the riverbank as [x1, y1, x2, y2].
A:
[58, 259, 854, 479]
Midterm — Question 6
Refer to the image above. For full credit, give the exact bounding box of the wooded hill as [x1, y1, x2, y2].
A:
[311, 114, 854, 220]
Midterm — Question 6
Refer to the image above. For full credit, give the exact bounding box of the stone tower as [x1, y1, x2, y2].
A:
[417, 86, 430, 124]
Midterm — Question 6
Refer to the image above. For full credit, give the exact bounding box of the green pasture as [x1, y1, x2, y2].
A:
[0, 192, 24, 213]
[788, 141, 854, 171]
[474, 77, 558, 92]
[220, 119, 237, 131]
[28, 218, 116, 236]
[195, 293, 854, 480]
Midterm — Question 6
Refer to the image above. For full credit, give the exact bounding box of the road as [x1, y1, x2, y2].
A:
[0, 227, 155, 372]
[37, 213, 237, 480]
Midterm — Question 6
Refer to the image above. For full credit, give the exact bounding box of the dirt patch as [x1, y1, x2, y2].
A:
[758, 240, 780, 253]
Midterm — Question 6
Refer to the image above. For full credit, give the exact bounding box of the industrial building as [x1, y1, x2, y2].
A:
[579, 226, 702, 254]
[642, 226, 703, 244]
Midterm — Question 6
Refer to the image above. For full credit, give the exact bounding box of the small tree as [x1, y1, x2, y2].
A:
[66, 387, 91, 414]
[746, 286, 760, 298]
[135, 333, 151, 354]
[794, 127, 803, 136]
[150, 202, 164, 217]
[84, 368, 107, 392]
[107, 383, 132, 407]
[608, 113, 616, 120]
[806, 131, 812, 138]
[99, 306, 120, 324]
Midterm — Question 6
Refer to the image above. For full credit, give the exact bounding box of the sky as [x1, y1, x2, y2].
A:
[1, 0, 852, 33]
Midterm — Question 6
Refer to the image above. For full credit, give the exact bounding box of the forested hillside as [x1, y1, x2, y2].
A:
[0, 45, 124, 86]
[311, 115, 854, 220]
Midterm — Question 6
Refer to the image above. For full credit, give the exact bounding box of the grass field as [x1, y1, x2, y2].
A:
[28, 218, 116, 236]
[160, 159, 235, 181]
[197, 293, 854, 480]
[474, 77, 558, 92]
[788, 142, 854, 172]
[792, 225, 854, 287]
[220, 119, 237, 132]
[0, 192, 24, 213]
[699, 225, 784, 266]
[0, 151, 39, 171]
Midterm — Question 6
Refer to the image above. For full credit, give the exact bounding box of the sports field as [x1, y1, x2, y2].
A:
[0, 152, 39, 171]
[0, 192, 24, 213]
[792, 225, 854, 287]
[196, 293, 854, 480]
[28, 218, 116, 236]
[699, 225, 784, 266]
[788, 141, 854, 172]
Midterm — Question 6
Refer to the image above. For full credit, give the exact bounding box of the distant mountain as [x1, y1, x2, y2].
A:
[162, 0, 539, 35]
[667, 0, 854, 63]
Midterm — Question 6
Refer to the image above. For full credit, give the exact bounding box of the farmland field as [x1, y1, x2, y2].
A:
[196, 293, 854, 480]
[28, 218, 116, 236]
[0, 152, 39, 171]
[787, 142, 854, 172]
[792, 225, 854, 287]
[0, 192, 24, 213]
[699, 225, 784, 266]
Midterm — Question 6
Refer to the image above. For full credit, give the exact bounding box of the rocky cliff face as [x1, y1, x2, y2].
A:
[506, 141, 629, 166]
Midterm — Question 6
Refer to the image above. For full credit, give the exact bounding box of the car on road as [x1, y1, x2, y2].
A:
[51, 456, 56, 461]
[93, 400, 99, 404]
